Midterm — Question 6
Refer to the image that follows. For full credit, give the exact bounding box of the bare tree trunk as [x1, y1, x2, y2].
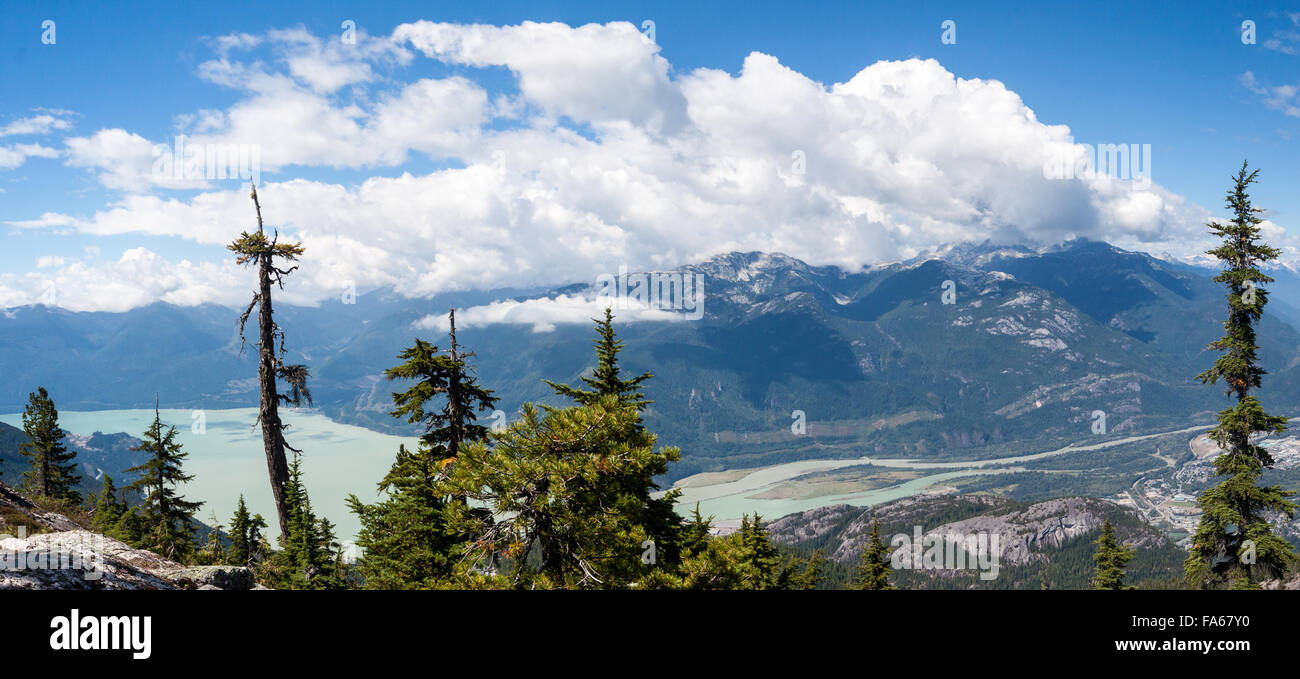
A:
[447, 308, 463, 458]
[252, 186, 291, 539]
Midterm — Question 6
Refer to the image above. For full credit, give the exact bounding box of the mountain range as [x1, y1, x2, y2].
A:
[5, 239, 1300, 483]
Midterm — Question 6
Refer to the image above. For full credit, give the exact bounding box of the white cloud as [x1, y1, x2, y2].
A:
[1241, 71, 1300, 118]
[1262, 13, 1300, 56]
[0, 113, 72, 137]
[9, 21, 1273, 312]
[0, 248, 255, 312]
[416, 292, 691, 333]
[0, 143, 58, 170]
[394, 21, 686, 134]
[64, 129, 210, 191]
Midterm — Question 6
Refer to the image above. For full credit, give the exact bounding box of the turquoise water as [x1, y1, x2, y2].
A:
[2, 410, 1209, 544]
[0, 408, 417, 545]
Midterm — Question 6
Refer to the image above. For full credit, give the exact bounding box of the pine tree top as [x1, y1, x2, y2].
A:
[545, 308, 654, 411]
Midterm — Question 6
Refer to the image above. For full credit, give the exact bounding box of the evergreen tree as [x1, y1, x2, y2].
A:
[114, 507, 146, 546]
[227, 495, 268, 568]
[275, 454, 342, 589]
[228, 182, 312, 540]
[195, 512, 227, 565]
[682, 502, 713, 555]
[443, 398, 680, 588]
[386, 309, 498, 464]
[852, 520, 894, 590]
[544, 309, 684, 568]
[124, 404, 203, 560]
[19, 387, 80, 503]
[790, 549, 826, 591]
[1186, 162, 1298, 589]
[91, 474, 126, 535]
[735, 514, 786, 589]
[545, 307, 653, 411]
[349, 309, 498, 588]
[1091, 519, 1135, 590]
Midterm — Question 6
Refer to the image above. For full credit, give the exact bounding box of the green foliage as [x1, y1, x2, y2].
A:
[1091, 519, 1135, 590]
[349, 312, 499, 588]
[852, 520, 894, 590]
[266, 455, 345, 589]
[19, 387, 80, 504]
[441, 398, 680, 589]
[1186, 162, 1299, 588]
[123, 406, 203, 561]
[90, 474, 126, 535]
[384, 336, 497, 462]
[348, 445, 462, 589]
[226, 494, 268, 569]
[194, 512, 227, 565]
[545, 307, 654, 412]
[545, 309, 684, 567]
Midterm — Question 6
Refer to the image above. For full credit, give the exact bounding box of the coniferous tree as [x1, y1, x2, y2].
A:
[1091, 519, 1135, 590]
[852, 520, 894, 590]
[348, 309, 498, 588]
[114, 507, 146, 546]
[682, 502, 713, 555]
[195, 512, 227, 565]
[274, 454, 342, 589]
[228, 182, 312, 540]
[790, 549, 826, 591]
[124, 404, 203, 560]
[735, 514, 786, 589]
[19, 387, 80, 503]
[443, 397, 680, 588]
[91, 474, 126, 535]
[1186, 162, 1298, 589]
[545, 309, 684, 568]
[227, 495, 268, 568]
[545, 307, 653, 411]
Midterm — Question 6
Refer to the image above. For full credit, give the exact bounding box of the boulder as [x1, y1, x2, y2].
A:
[165, 565, 256, 591]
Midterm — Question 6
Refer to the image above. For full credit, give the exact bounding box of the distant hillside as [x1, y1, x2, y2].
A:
[767, 493, 1187, 589]
[5, 239, 1300, 482]
[0, 421, 145, 498]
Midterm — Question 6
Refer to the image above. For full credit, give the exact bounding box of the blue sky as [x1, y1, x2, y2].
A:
[1, 1, 1298, 311]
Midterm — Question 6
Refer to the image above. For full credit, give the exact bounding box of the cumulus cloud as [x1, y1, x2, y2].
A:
[394, 21, 687, 134]
[0, 248, 256, 313]
[416, 292, 692, 333]
[5, 21, 1271, 311]
[0, 143, 58, 170]
[0, 111, 73, 170]
[1241, 71, 1300, 118]
[0, 113, 72, 137]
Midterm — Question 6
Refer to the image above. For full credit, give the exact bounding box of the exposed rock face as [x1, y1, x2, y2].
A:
[768, 492, 1017, 562]
[165, 565, 255, 591]
[0, 530, 183, 590]
[0, 530, 259, 590]
[1264, 573, 1300, 590]
[769, 494, 1164, 566]
[924, 497, 1163, 567]
[0, 481, 259, 590]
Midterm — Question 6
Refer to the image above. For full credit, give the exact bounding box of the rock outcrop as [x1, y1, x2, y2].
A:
[0, 481, 260, 590]
[0, 529, 259, 590]
[769, 493, 1167, 567]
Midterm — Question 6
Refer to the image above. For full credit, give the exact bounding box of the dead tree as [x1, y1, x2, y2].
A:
[227, 182, 312, 539]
